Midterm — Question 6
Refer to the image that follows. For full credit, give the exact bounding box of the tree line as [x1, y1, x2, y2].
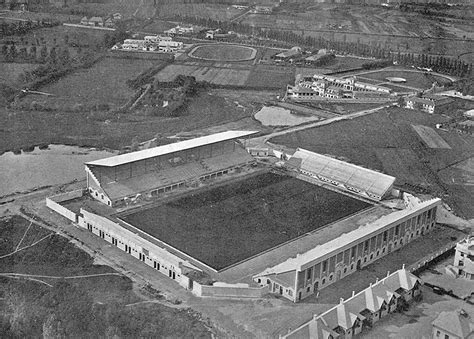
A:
[170, 14, 473, 78]
[0, 19, 59, 36]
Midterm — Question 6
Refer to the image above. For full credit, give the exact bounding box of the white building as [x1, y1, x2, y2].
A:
[432, 309, 474, 339]
[282, 268, 423, 338]
[287, 74, 392, 101]
[453, 236, 474, 280]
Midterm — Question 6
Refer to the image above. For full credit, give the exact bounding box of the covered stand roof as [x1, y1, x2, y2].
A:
[288, 148, 396, 198]
[86, 131, 258, 167]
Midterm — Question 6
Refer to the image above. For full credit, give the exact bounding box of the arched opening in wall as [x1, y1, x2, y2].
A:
[356, 259, 362, 270]
[314, 281, 319, 292]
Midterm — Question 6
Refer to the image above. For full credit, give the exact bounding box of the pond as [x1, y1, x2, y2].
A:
[0, 145, 115, 197]
[254, 106, 320, 127]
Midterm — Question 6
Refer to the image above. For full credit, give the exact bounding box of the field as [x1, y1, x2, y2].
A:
[270, 107, 474, 218]
[0, 63, 37, 85]
[0, 215, 211, 338]
[0, 88, 258, 155]
[189, 44, 257, 62]
[412, 125, 452, 149]
[238, 4, 474, 59]
[156, 64, 250, 86]
[158, 3, 241, 21]
[155, 62, 295, 88]
[245, 64, 295, 88]
[121, 172, 370, 271]
[349, 69, 452, 90]
[19, 57, 163, 110]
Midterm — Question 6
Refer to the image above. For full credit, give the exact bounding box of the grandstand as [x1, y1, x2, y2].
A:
[85, 131, 258, 206]
[285, 148, 395, 201]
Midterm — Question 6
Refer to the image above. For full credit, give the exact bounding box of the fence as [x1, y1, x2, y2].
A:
[408, 242, 457, 274]
[193, 282, 268, 299]
[45, 189, 84, 222]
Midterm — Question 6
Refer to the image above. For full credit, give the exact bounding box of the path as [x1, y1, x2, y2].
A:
[276, 101, 339, 119]
[250, 102, 394, 146]
[230, 9, 252, 23]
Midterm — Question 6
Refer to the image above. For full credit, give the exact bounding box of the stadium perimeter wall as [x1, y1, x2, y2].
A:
[193, 283, 268, 299]
[44, 191, 273, 300]
[45, 189, 84, 222]
[75, 208, 270, 299]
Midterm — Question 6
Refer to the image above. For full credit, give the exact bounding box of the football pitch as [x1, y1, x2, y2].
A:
[121, 172, 370, 270]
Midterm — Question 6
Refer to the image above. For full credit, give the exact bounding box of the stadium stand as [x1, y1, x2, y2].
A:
[286, 148, 395, 201]
[85, 131, 258, 206]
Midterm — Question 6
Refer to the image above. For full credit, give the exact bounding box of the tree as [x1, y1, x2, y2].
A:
[9, 44, 17, 61]
[39, 46, 48, 62]
[48, 47, 57, 64]
[29, 45, 36, 61]
[59, 48, 70, 65]
[18, 47, 28, 61]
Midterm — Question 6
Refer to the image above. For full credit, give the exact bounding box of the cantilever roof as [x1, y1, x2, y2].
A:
[86, 131, 258, 167]
[290, 148, 396, 197]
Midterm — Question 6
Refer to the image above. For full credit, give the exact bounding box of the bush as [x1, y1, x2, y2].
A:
[361, 59, 393, 70]
[29, 101, 44, 111]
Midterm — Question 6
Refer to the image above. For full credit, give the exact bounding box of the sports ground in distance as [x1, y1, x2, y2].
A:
[120, 172, 370, 270]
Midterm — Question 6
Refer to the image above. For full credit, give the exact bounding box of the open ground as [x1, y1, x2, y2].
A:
[121, 172, 370, 271]
[155, 61, 295, 88]
[348, 68, 453, 90]
[19, 57, 164, 110]
[270, 107, 474, 218]
[0, 214, 212, 337]
[412, 125, 452, 149]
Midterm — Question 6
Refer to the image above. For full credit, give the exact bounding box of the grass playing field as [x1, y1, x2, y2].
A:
[350, 69, 452, 90]
[189, 44, 257, 62]
[120, 172, 370, 271]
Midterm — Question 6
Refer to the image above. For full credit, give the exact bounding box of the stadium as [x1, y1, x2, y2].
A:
[47, 130, 441, 301]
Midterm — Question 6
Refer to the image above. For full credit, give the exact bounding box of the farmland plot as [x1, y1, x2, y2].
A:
[156, 64, 250, 85]
[412, 125, 451, 149]
[20, 58, 161, 110]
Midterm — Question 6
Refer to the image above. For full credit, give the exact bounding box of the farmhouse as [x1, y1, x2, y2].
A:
[453, 236, 474, 280]
[85, 131, 258, 207]
[122, 39, 146, 50]
[88, 17, 104, 27]
[119, 36, 182, 52]
[282, 268, 422, 338]
[404, 94, 451, 114]
[253, 5, 273, 14]
[287, 74, 393, 101]
[205, 29, 237, 40]
[273, 46, 302, 61]
[164, 25, 194, 35]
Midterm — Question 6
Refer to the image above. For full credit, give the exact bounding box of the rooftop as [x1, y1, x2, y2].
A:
[287, 148, 396, 197]
[85, 131, 258, 167]
[255, 195, 441, 276]
[432, 310, 474, 338]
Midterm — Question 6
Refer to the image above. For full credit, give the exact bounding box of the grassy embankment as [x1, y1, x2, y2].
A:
[0, 215, 211, 338]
